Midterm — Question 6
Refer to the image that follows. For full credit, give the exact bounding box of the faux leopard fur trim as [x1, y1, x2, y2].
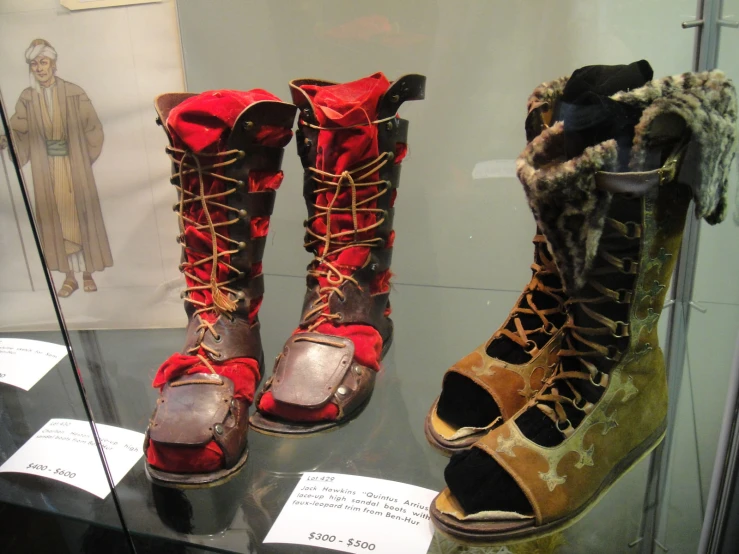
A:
[518, 70, 737, 292]
[526, 76, 568, 113]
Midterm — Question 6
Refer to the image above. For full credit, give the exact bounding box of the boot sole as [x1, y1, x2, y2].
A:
[144, 446, 249, 490]
[430, 419, 667, 546]
[423, 398, 487, 457]
[249, 329, 393, 438]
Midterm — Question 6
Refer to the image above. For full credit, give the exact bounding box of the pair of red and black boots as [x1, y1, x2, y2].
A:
[144, 73, 425, 487]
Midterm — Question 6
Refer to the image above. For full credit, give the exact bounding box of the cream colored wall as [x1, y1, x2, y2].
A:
[178, 0, 697, 293]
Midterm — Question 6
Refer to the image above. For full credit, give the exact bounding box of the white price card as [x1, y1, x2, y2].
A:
[264, 472, 438, 554]
[0, 418, 144, 498]
[0, 338, 68, 391]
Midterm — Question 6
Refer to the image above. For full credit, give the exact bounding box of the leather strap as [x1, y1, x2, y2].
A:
[227, 100, 297, 149]
[244, 190, 276, 217]
[377, 74, 427, 119]
[244, 236, 267, 261]
[595, 169, 662, 195]
[183, 316, 263, 362]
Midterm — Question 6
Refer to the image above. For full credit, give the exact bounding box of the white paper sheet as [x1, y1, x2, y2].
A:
[0, 338, 68, 391]
[0, 418, 144, 498]
[264, 472, 438, 554]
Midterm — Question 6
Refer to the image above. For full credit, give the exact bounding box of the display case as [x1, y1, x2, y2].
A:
[1, 1, 739, 553]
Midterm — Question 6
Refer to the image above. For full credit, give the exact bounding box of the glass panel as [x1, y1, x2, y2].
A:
[11, 0, 739, 553]
[661, 4, 739, 552]
[0, 112, 124, 542]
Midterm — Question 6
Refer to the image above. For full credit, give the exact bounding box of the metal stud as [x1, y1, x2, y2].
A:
[214, 423, 224, 435]
[390, 94, 400, 103]
[385, 121, 393, 131]
[337, 386, 348, 396]
[231, 399, 237, 409]
[353, 366, 362, 375]
[238, 241, 247, 251]
[238, 209, 248, 218]
[243, 120, 254, 130]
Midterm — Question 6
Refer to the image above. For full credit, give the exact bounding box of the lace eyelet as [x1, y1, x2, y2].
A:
[213, 334, 222, 343]
[590, 370, 606, 386]
[621, 259, 638, 274]
[543, 322, 556, 335]
[606, 345, 621, 360]
[624, 222, 641, 238]
[524, 340, 537, 353]
[613, 321, 629, 338]
[616, 289, 632, 303]
[210, 351, 224, 361]
[574, 397, 588, 411]
[336, 313, 344, 322]
[556, 419, 572, 432]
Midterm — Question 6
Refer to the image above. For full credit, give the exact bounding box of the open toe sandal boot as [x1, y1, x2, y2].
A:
[426, 84, 577, 456]
[426, 85, 581, 456]
[431, 64, 737, 544]
[251, 72, 425, 436]
[144, 91, 297, 487]
[426, 231, 567, 455]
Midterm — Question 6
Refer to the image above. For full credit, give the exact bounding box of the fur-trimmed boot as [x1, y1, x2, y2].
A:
[144, 91, 296, 487]
[250, 72, 425, 436]
[431, 66, 737, 544]
[425, 61, 657, 456]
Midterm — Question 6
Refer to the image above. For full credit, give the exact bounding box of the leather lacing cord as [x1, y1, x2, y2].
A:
[494, 235, 566, 356]
[534, 217, 641, 435]
[300, 118, 396, 334]
[166, 146, 249, 385]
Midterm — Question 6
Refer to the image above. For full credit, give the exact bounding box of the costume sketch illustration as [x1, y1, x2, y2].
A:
[0, 38, 113, 297]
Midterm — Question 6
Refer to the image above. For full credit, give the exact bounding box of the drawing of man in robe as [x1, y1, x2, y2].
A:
[0, 38, 113, 297]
